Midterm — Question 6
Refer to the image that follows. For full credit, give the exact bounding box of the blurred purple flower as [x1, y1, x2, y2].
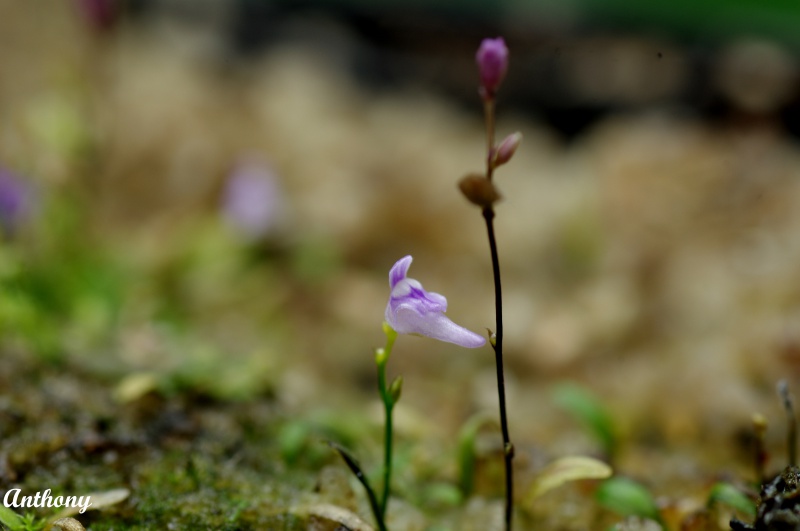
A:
[75, 0, 119, 31]
[0, 168, 32, 237]
[476, 37, 509, 97]
[222, 160, 283, 241]
[385, 256, 485, 348]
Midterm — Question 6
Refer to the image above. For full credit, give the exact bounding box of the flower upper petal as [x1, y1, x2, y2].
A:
[389, 255, 413, 289]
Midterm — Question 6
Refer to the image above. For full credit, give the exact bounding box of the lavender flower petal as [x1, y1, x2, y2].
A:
[389, 255, 412, 290]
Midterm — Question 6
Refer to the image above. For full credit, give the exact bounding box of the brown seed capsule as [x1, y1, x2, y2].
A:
[458, 173, 501, 207]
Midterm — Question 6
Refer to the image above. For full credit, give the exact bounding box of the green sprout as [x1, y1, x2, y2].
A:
[706, 482, 756, 519]
[595, 476, 663, 528]
[553, 382, 618, 459]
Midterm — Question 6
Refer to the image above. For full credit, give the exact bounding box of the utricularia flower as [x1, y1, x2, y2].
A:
[222, 159, 284, 241]
[476, 37, 509, 97]
[385, 256, 485, 348]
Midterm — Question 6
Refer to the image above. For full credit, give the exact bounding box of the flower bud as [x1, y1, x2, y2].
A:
[389, 376, 403, 403]
[492, 132, 522, 168]
[76, 0, 119, 32]
[476, 37, 509, 98]
[375, 347, 388, 366]
[458, 173, 501, 208]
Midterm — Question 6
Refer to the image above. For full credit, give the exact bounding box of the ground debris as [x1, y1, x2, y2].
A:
[732, 466, 800, 530]
[50, 517, 86, 531]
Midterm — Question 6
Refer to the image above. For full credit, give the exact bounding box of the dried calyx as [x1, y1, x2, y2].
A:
[458, 173, 501, 208]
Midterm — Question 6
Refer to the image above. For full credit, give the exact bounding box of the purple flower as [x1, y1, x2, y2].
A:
[0, 168, 32, 237]
[222, 159, 283, 241]
[476, 37, 509, 97]
[385, 256, 486, 348]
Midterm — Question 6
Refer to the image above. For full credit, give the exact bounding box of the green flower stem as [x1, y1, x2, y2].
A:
[376, 324, 398, 520]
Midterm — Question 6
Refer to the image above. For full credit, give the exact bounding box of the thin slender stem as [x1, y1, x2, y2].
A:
[483, 206, 513, 531]
[377, 329, 397, 519]
[484, 99, 496, 181]
[779, 381, 797, 467]
[378, 361, 393, 517]
[752, 414, 767, 485]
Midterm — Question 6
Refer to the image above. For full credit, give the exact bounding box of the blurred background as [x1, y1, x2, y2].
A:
[4, 0, 800, 528]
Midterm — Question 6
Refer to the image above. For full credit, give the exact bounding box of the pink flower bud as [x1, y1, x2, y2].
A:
[476, 37, 509, 97]
[75, 0, 119, 32]
[492, 132, 522, 168]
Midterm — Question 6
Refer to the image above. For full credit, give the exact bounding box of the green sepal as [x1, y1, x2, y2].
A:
[389, 376, 403, 403]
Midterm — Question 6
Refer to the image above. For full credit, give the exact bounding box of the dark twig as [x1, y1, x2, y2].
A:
[778, 381, 797, 467]
[752, 413, 768, 485]
[482, 206, 513, 530]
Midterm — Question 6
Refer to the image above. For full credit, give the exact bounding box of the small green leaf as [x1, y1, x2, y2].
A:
[553, 382, 617, 457]
[595, 477, 662, 525]
[455, 413, 498, 497]
[526, 456, 613, 503]
[707, 482, 756, 518]
[279, 421, 310, 464]
[423, 482, 463, 507]
[0, 504, 24, 531]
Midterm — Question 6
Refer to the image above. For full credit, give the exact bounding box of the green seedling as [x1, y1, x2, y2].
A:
[0, 506, 56, 531]
[456, 412, 498, 497]
[595, 476, 663, 528]
[553, 382, 618, 459]
[0, 504, 25, 531]
[526, 456, 612, 506]
[707, 482, 756, 519]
